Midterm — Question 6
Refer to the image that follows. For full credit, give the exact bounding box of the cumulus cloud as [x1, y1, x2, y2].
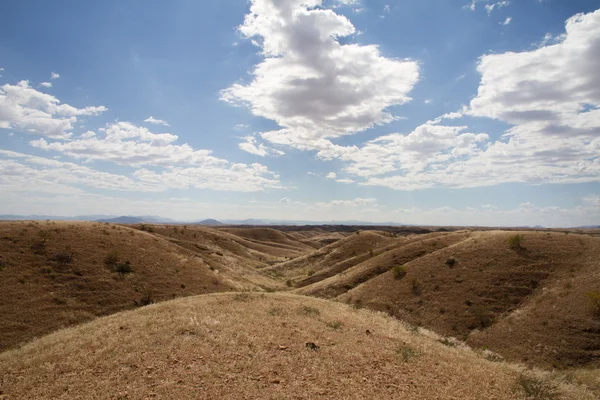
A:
[326, 172, 337, 179]
[501, 16, 512, 25]
[144, 116, 170, 126]
[239, 135, 285, 157]
[50, 72, 60, 80]
[288, 9, 600, 191]
[0, 150, 158, 192]
[0, 80, 107, 138]
[26, 122, 282, 192]
[39, 82, 52, 88]
[221, 0, 419, 151]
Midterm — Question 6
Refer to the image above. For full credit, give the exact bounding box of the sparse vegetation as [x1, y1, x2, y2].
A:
[585, 291, 600, 316]
[396, 345, 420, 362]
[114, 261, 133, 274]
[445, 257, 457, 268]
[54, 248, 75, 265]
[298, 305, 320, 316]
[326, 321, 343, 330]
[37, 230, 51, 244]
[509, 234, 524, 251]
[104, 250, 119, 266]
[411, 278, 422, 295]
[392, 264, 407, 279]
[516, 375, 558, 399]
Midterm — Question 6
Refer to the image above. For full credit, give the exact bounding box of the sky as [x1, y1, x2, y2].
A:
[1, 0, 599, 227]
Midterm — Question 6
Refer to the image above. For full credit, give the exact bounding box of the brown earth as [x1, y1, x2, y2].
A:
[0, 292, 595, 399]
[1, 221, 600, 397]
[0, 221, 320, 352]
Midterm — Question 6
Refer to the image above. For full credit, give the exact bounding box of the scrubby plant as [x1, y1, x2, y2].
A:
[37, 230, 51, 244]
[392, 265, 407, 279]
[298, 305, 320, 316]
[445, 257, 457, 268]
[114, 260, 133, 274]
[509, 234, 524, 251]
[585, 291, 600, 316]
[411, 278, 422, 295]
[516, 375, 557, 399]
[286, 279, 293, 287]
[137, 287, 154, 306]
[139, 224, 154, 233]
[326, 321, 343, 330]
[104, 250, 119, 266]
[54, 248, 75, 265]
[396, 345, 420, 362]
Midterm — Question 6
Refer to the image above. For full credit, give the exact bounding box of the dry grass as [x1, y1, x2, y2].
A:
[333, 231, 600, 370]
[0, 293, 595, 399]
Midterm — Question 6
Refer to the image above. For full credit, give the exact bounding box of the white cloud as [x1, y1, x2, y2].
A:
[0, 150, 158, 193]
[239, 135, 285, 157]
[299, 9, 600, 191]
[336, 178, 355, 184]
[316, 197, 377, 208]
[0, 80, 107, 138]
[501, 16, 512, 25]
[485, 1, 510, 15]
[144, 116, 170, 126]
[221, 0, 419, 151]
[234, 124, 250, 130]
[26, 122, 282, 192]
[50, 72, 60, 80]
[39, 82, 52, 88]
[326, 172, 337, 179]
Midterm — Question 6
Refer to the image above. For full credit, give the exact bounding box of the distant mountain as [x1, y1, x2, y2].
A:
[96, 216, 146, 224]
[196, 219, 223, 225]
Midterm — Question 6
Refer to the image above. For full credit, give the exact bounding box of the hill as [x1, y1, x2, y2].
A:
[196, 219, 223, 225]
[319, 231, 600, 370]
[96, 216, 146, 224]
[0, 221, 290, 351]
[0, 292, 594, 399]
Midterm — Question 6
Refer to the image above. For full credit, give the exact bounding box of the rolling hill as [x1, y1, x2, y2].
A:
[0, 293, 594, 399]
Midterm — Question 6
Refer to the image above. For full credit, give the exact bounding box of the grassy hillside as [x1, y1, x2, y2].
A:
[333, 231, 600, 369]
[0, 292, 594, 399]
[0, 221, 288, 351]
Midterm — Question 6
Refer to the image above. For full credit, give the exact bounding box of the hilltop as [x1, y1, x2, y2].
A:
[0, 293, 594, 399]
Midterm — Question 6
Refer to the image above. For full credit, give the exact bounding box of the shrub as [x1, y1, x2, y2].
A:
[298, 305, 320, 316]
[326, 321, 343, 330]
[38, 230, 51, 244]
[396, 345, 420, 362]
[445, 257, 457, 268]
[585, 291, 600, 316]
[114, 261, 133, 274]
[54, 248, 75, 265]
[411, 278, 422, 295]
[137, 287, 154, 306]
[516, 375, 557, 399]
[392, 265, 407, 279]
[509, 234, 524, 251]
[139, 224, 154, 233]
[286, 279, 293, 287]
[104, 250, 119, 266]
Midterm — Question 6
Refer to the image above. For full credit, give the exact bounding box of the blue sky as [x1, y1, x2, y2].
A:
[1, 0, 599, 226]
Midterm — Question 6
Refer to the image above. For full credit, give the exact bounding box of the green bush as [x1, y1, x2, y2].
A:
[114, 260, 133, 274]
[392, 265, 407, 279]
[509, 234, 524, 251]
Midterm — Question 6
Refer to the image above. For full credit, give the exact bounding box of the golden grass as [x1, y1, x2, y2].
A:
[0, 293, 595, 399]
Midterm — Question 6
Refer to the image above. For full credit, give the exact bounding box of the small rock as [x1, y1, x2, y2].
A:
[306, 342, 320, 351]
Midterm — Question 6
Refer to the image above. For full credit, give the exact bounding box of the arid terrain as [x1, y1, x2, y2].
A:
[1, 220, 599, 399]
